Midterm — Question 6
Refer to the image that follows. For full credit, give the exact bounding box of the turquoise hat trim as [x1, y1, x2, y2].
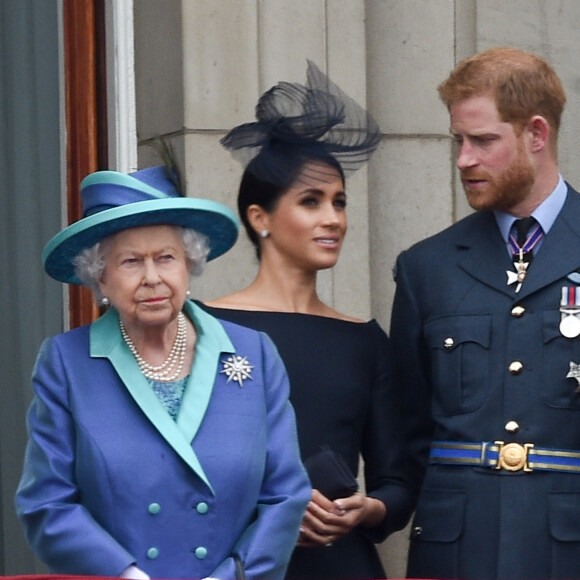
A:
[42, 168, 239, 285]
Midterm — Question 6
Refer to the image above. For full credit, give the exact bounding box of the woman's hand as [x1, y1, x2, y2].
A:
[296, 489, 386, 547]
[120, 565, 150, 579]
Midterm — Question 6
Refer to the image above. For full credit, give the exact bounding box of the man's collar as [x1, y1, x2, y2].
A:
[494, 174, 567, 243]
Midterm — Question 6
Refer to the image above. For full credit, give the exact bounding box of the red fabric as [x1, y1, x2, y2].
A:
[1, 577, 426, 580]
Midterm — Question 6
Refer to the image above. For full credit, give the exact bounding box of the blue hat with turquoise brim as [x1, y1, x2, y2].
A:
[43, 167, 239, 284]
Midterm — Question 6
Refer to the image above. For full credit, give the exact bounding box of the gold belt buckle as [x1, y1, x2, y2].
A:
[494, 441, 534, 472]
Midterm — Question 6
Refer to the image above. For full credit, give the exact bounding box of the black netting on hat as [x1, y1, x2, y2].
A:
[221, 60, 381, 187]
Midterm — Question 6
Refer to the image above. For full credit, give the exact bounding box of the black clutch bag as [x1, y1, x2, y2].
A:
[303, 445, 359, 500]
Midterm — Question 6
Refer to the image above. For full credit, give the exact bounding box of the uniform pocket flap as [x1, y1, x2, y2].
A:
[411, 489, 466, 543]
[425, 315, 491, 351]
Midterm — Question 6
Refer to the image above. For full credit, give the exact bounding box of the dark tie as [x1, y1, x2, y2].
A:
[512, 217, 539, 262]
[514, 217, 537, 246]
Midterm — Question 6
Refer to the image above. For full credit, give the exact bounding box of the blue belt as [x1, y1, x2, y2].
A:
[430, 441, 580, 473]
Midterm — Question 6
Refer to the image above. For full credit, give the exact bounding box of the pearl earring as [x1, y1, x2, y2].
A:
[186, 289, 191, 298]
[259, 230, 269, 238]
[101, 296, 110, 307]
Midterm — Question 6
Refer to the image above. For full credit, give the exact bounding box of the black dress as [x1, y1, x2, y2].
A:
[200, 305, 414, 580]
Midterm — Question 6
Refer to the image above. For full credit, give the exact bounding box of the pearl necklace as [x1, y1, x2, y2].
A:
[120, 312, 187, 382]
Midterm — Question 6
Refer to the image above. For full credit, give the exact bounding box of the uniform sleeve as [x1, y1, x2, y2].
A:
[209, 332, 311, 580]
[389, 251, 435, 492]
[359, 322, 416, 541]
[14, 337, 136, 576]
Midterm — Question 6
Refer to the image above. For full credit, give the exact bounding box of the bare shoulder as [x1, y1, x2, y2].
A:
[204, 291, 264, 311]
[322, 306, 366, 323]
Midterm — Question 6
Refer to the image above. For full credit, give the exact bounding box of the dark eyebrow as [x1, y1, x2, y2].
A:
[295, 187, 347, 198]
[297, 187, 324, 196]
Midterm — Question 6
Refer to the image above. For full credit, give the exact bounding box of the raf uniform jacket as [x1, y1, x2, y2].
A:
[15, 300, 311, 580]
[390, 185, 580, 580]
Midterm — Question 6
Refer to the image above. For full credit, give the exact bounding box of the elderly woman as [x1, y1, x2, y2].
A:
[15, 166, 311, 580]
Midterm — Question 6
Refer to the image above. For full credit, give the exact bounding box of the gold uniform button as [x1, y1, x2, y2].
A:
[511, 305, 526, 317]
[508, 361, 524, 375]
[505, 421, 520, 433]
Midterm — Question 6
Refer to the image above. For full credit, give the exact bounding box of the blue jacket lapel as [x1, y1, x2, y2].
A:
[176, 302, 235, 441]
[518, 186, 580, 298]
[455, 186, 580, 299]
[456, 211, 515, 296]
[89, 301, 235, 493]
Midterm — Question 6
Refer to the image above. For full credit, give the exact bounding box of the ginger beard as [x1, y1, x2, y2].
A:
[461, 135, 535, 213]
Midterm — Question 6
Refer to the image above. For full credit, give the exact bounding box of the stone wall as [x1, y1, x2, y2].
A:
[134, 2, 580, 575]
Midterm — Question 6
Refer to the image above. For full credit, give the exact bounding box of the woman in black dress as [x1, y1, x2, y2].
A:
[203, 61, 414, 580]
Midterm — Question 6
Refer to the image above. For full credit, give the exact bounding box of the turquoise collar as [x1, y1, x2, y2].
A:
[90, 300, 235, 493]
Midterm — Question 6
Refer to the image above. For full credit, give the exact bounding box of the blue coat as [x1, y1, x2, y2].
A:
[15, 301, 311, 579]
[390, 185, 580, 580]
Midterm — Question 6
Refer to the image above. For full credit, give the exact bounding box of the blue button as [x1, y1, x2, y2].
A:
[148, 503, 161, 514]
[194, 546, 208, 559]
[147, 547, 159, 559]
[196, 502, 209, 514]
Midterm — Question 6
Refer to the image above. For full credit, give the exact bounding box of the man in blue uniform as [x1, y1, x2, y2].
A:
[390, 47, 580, 579]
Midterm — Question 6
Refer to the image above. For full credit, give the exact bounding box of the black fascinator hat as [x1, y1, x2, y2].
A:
[221, 60, 381, 187]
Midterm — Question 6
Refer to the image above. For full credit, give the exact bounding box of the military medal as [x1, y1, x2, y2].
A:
[506, 221, 543, 293]
[567, 361, 580, 393]
[560, 286, 580, 338]
[506, 249, 530, 293]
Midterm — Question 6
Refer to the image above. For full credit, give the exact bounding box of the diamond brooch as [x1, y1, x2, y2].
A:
[220, 355, 254, 387]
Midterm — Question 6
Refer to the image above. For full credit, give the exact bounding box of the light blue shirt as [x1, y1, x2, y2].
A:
[494, 175, 567, 256]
